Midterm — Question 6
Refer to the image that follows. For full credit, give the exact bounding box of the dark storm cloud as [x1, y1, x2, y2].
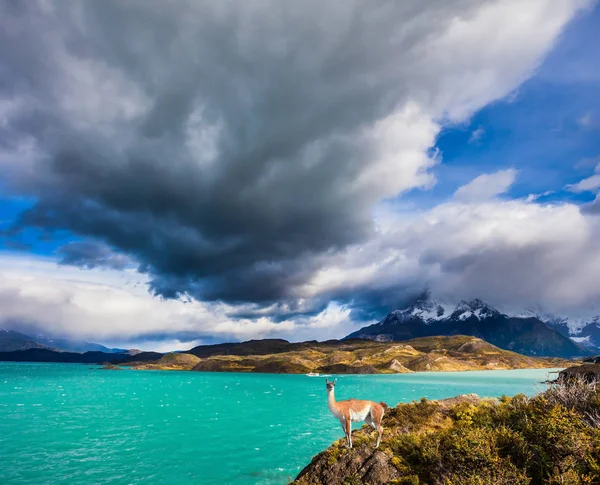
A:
[1, 0, 588, 316]
[57, 241, 131, 270]
[1, 0, 468, 303]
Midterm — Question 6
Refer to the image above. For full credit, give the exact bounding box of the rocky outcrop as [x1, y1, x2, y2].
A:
[294, 394, 486, 485]
[388, 359, 413, 373]
[405, 353, 472, 372]
[295, 448, 401, 485]
[293, 389, 600, 484]
[558, 364, 600, 383]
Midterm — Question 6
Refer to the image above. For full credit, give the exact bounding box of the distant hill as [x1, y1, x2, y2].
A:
[0, 329, 51, 352]
[125, 353, 201, 370]
[0, 335, 568, 373]
[0, 328, 127, 353]
[113, 351, 165, 364]
[121, 335, 568, 374]
[0, 347, 163, 364]
[345, 295, 588, 358]
[33, 335, 127, 353]
[0, 348, 121, 363]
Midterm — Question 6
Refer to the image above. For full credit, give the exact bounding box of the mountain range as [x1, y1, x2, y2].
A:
[2, 294, 600, 359]
[516, 307, 600, 350]
[0, 328, 128, 353]
[345, 294, 593, 358]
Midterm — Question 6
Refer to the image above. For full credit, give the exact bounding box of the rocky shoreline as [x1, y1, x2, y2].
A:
[292, 373, 600, 484]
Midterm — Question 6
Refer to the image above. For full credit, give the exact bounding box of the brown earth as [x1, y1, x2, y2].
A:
[122, 335, 569, 374]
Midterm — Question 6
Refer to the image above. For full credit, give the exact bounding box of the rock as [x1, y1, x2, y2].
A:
[405, 353, 471, 372]
[294, 447, 401, 485]
[388, 359, 413, 373]
[382, 344, 419, 355]
[558, 364, 600, 383]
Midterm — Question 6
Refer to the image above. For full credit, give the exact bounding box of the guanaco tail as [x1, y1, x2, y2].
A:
[325, 378, 388, 448]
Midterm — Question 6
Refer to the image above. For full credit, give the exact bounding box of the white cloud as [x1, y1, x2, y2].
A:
[469, 126, 485, 143]
[300, 194, 600, 315]
[566, 162, 600, 192]
[0, 253, 361, 348]
[454, 168, 518, 201]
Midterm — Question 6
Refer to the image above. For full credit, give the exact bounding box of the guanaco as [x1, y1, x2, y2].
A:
[325, 378, 387, 448]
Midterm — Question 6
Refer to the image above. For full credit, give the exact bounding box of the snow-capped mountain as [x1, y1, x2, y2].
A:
[346, 294, 591, 358]
[515, 307, 600, 349]
[387, 294, 455, 324]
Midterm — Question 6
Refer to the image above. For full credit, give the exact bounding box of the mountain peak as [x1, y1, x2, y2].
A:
[345, 295, 587, 357]
[389, 292, 454, 324]
[453, 299, 500, 320]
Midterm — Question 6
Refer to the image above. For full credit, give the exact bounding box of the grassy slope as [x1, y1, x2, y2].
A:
[294, 379, 600, 485]
[124, 336, 569, 373]
[128, 352, 200, 370]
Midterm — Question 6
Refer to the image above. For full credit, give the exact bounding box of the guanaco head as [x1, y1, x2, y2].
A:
[325, 378, 337, 391]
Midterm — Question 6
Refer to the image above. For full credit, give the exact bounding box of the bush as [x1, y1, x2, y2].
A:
[386, 380, 599, 484]
[295, 378, 600, 485]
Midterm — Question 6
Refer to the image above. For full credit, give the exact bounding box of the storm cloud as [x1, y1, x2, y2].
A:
[0, 0, 593, 318]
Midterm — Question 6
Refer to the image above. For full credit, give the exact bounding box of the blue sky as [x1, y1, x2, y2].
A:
[405, 3, 600, 209]
[1, 1, 599, 348]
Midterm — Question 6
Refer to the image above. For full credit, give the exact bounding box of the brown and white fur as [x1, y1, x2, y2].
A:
[325, 378, 387, 448]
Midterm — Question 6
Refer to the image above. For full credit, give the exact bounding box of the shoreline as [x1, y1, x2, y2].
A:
[0, 336, 577, 374]
[110, 364, 567, 375]
[0, 360, 566, 378]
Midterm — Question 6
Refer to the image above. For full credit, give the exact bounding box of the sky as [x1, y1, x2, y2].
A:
[1, 0, 600, 350]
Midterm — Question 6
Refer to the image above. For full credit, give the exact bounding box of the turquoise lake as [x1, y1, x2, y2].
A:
[0, 363, 561, 484]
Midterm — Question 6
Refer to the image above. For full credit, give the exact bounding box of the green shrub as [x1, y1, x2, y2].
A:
[298, 380, 600, 485]
[386, 381, 599, 485]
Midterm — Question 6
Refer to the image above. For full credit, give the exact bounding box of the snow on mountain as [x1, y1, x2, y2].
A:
[514, 306, 600, 337]
[452, 299, 501, 321]
[347, 293, 588, 357]
[390, 295, 502, 324]
[388, 294, 457, 324]
[367, 293, 600, 352]
[572, 335, 592, 344]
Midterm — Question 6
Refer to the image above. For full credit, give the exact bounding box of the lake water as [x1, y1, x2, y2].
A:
[0, 363, 561, 484]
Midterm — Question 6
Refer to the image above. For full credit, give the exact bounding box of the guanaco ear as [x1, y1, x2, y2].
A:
[325, 378, 329, 383]
[333, 379, 337, 385]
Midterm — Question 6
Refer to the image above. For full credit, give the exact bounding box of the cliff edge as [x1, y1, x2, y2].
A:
[293, 376, 600, 485]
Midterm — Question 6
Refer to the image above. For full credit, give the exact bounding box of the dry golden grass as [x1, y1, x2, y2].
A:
[126, 335, 570, 373]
